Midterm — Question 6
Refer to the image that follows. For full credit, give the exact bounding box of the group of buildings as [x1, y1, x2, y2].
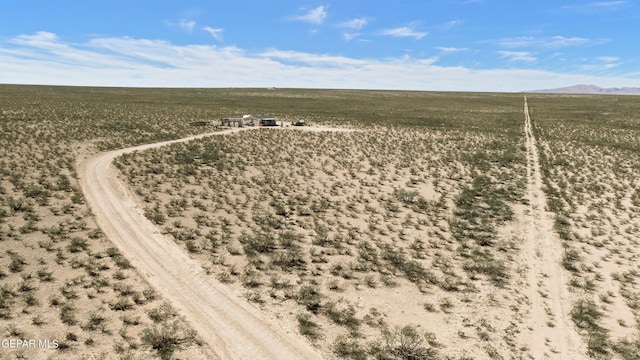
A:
[217, 115, 278, 127]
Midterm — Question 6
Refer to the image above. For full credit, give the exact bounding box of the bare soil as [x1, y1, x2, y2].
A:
[520, 96, 585, 358]
[79, 128, 331, 360]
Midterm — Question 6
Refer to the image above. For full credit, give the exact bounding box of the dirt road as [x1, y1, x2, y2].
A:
[521, 96, 585, 359]
[79, 127, 325, 360]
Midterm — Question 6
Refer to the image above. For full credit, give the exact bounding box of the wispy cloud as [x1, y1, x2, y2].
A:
[339, 17, 369, 30]
[202, 27, 223, 42]
[577, 56, 622, 72]
[2, 31, 637, 92]
[179, 19, 196, 32]
[9, 31, 143, 68]
[489, 35, 592, 48]
[165, 19, 197, 33]
[343, 33, 361, 42]
[598, 56, 620, 63]
[11, 31, 59, 48]
[596, 56, 621, 70]
[435, 46, 469, 53]
[260, 49, 366, 67]
[379, 27, 427, 40]
[561, 1, 627, 13]
[339, 17, 369, 41]
[292, 6, 327, 25]
[499, 51, 537, 63]
[440, 19, 463, 30]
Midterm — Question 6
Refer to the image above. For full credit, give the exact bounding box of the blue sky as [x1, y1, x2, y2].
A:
[1, 1, 638, 91]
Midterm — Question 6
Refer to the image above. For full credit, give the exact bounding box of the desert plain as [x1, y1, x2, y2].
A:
[0, 85, 639, 359]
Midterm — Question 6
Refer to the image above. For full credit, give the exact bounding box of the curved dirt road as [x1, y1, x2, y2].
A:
[521, 96, 585, 359]
[79, 128, 325, 360]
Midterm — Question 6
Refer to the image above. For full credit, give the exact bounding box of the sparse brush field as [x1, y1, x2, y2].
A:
[0, 85, 224, 360]
[0, 85, 639, 359]
[529, 95, 640, 359]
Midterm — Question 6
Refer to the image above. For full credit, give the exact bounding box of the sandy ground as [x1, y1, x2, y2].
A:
[521, 96, 585, 359]
[77, 115, 595, 359]
[78, 127, 343, 360]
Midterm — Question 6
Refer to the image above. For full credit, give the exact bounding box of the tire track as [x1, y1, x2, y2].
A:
[521, 96, 585, 359]
[78, 128, 325, 360]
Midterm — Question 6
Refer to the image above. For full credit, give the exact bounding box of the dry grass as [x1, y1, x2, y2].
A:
[529, 94, 640, 359]
[2, 84, 638, 359]
[0, 85, 218, 359]
[113, 96, 531, 359]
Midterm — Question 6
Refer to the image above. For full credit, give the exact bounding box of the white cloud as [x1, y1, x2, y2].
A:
[340, 18, 369, 30]
[1, 31, 638, 92]
[203, 27, 224, 42]
[499, 51, 538, 63]
[343, 33, 361, 42]
[589, 1, 626, 8]
[581, 56, 622, 71]
[598, 56, 620, 63]
[165, 19, 196, 33]
[179, 19, 196, 32]
[260, 49, 366, 67]
[436, 46, 469, 53]
[547, 36, 592, 47]
[490, 36, 592, 48]
[440, 19, 463, 30]
[292, 6, 327, 25]
[11, 31, 59, 46]
[379, 27, 427, 40]
[562, 1, 627, 12]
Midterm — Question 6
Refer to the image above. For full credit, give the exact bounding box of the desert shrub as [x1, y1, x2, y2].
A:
[612, 335, 640, 360]
[562, 248, 581, 273]
[82, 310, 107, 331]
[380, 245, 436, 286]
[462, 250, 509, 286]
[185, 240, 199, 253]
[324, 302, 361, 333]
[381, 325, 439, 360]
[110, 296, 134, 311]
[144, 204, 166, 225]
[240, 267, 263, 288]
[296, 285, 323, 314]
[8, 253, 27, 273]
[240, 232, 276, 256]
[571, 298, 610, 357]
[297, 313, 322, 341]
[333, 335, 367, 360]
[393, 188, 418, 205]
[141, 321, 197, 360]
[60, 303, 76, 325]
[147, 303, 175, 323]
[113, 255, 132, 269]
[67, 237, 89, 253]
[270, 249, 306, 270]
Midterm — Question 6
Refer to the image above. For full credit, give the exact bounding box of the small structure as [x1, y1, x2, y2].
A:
[242, 114, 255, 126]
[217, 115, 278, 127]
[190, 120, 213, 127]
[255, 115, 277, 127]
[218, 118, 244, 127]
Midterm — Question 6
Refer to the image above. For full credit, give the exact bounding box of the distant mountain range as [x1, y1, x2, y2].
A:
[527, 84, 640, 95]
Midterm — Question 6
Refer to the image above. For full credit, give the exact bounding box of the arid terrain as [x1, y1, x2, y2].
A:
[0, 85, 639, 359]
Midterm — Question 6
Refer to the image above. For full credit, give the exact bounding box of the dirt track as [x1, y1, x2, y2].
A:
[78, 127, 326, 360]
[521, 96, 585, 359]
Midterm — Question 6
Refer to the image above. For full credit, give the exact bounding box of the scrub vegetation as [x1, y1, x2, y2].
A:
[529, 95, 640, 359]
[1, 84, 638, 359]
